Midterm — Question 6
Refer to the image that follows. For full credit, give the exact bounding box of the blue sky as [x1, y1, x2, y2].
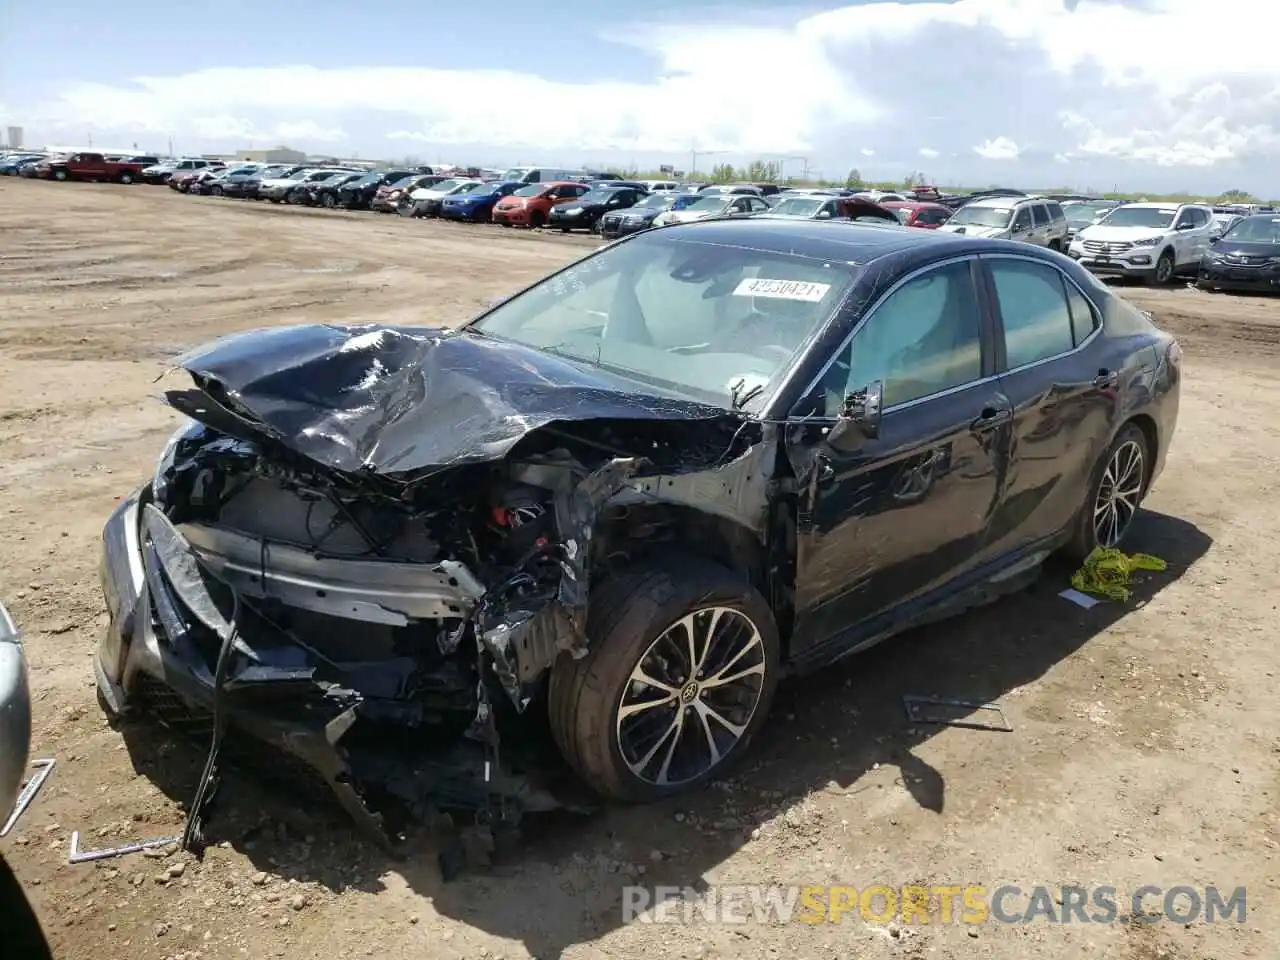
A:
[2, 0, 1277, 192]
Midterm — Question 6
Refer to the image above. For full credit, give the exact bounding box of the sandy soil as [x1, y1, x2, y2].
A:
[1, 178, 1277, 960]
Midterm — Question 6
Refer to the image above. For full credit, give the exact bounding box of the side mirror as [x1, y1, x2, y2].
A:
[825, 381, 883, 451]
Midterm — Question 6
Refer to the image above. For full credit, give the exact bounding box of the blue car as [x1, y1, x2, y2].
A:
[439, 180, 524, 222]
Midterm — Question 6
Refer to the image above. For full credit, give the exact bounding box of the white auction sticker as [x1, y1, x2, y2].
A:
[732, 277, 831, 302]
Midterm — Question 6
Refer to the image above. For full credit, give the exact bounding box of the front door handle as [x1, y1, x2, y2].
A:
[1093, 369, 1119, 389]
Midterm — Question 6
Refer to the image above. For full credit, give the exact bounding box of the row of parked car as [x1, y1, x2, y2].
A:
[7, 150, 1278, 294]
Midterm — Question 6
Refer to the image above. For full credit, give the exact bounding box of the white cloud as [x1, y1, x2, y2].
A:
[918, 147, 940, 159]
[13, 0, 1280, 187]
[973, 137, 1020, 160]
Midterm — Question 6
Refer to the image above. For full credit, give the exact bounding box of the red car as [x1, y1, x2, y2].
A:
[492, 181, 590, 228]
[880, 200, 953, 229]
[36, 152, 153, 184]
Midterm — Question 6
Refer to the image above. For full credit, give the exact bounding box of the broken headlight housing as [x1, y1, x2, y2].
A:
[152, 419, 197, 502]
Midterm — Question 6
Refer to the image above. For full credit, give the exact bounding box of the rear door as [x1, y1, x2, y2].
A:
[1030, 203, 1051, 245]
[980, 254, 1119, 553]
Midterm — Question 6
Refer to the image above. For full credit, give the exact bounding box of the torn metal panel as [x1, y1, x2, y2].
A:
[177, 521, 486, 625]
[170, 323, 745, 478]
[609, 430, 778, 537]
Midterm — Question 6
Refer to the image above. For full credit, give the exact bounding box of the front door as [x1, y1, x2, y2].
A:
[787, 258, 1012, 657]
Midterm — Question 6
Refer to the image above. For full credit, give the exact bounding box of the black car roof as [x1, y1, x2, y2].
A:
[659, 217, 970, 264]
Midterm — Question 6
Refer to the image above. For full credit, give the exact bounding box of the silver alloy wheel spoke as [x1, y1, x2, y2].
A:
[1093, 440, 1143, 548]
[617, 605, 766, 787]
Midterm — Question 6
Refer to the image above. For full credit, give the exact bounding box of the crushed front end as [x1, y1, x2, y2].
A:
[95, 323, 755, 866]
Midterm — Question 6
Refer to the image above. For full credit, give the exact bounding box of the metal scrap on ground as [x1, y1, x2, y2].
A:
[67, 831, 182, 864]
[0, 759, 56, 837]
[902, 695, 1013, 732]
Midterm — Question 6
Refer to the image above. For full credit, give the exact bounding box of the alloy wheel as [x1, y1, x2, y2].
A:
[1155, 255, 1173, 283]
[615, 606, 767, 787]
[1094, 439, 1144, 547]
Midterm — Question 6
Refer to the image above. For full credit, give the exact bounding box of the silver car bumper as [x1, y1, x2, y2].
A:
[0, 602, 32, 817]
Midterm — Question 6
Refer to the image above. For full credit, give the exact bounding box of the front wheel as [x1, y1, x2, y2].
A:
[54, 170, 68, 181]
[322, 193, 337, 208]
[1148, 250, 1175, 286]
[118, 172, 134, 184]
[548, 558, 780, 802]
[211, 185, 223, 197]
[1064, 422, 1150, 560]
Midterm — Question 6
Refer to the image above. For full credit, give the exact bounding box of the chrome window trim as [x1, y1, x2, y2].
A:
[979, 253, 1103, 374]
[785, 254, 988, 419]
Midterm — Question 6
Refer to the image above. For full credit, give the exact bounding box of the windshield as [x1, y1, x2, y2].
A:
[1097, 206, 1176, 229]
[351, 172, 382, 186]
[687, 196, 732, 212]
[1222, 216, 1280, 244]
[448, 181, 483, 194]
[1062, 201, 1114, 225]
[426, 178, 467, 193]
[671, 195, 703, 210]
[949, 205, 1013, 228]
[635, 194, 674, 210]
[513, 184, 547, 198]
[770, 197, 826, 217]
[322, 173, 352, 183]
[502, 168, 531, 182]
[468, 232, 855, 410]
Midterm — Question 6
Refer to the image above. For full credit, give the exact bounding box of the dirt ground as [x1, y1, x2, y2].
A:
[1, 179, 1277, 960]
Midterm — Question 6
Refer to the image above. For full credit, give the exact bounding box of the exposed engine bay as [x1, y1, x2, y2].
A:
[100, 323, 777, 875]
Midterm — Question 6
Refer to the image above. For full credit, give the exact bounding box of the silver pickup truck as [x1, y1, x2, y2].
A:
[0, 602, 30, 816]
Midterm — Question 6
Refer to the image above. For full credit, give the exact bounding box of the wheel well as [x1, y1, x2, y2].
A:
[1126, 413, 1159, 489]
[591, 502, 766, 595]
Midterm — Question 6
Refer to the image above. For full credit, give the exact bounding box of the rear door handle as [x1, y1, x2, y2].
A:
[1093, 369, 1119, 389]
[971, 406, 1011, 432]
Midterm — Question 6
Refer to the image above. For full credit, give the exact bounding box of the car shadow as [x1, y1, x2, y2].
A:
[115, 509, 1210, 958]
[0, 853, 54, 960]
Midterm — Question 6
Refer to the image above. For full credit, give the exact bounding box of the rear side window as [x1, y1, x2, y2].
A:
[989, 259, 1076, 368]
[1032, 204, 1050, 227]
[1064, 281, 1098, 345]
[1046, 201, 1065, 221]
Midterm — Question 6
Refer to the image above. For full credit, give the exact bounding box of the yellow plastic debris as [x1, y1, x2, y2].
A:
[1070, 546, 1167, 601]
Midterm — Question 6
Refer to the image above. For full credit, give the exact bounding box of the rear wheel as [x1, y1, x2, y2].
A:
[118, 171, 134, 185]
[548, 557, 780, 801]
[530, 211, 546, 228]
[1064, 422, 1150, 560]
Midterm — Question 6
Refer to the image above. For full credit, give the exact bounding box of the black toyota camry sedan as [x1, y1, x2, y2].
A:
[95, 219, 1181, 856]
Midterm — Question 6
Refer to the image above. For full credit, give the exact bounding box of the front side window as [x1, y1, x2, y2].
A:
[989, 260, 1076, 368]
[469, 233, 857, 410]
[815, 261, 984, 414]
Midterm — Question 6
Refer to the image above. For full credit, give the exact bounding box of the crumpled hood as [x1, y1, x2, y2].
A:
[168, 323, 739, 478]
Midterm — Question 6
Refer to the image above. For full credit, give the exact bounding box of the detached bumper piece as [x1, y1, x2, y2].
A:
[97, 492, 565, 874]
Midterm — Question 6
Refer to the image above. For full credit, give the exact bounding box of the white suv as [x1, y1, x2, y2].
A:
[937, 196, 1069, 250]
[1069, 202, 1215, 285]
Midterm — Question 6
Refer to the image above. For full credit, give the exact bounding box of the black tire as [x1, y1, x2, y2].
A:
[54, 169, 68, 181]
[118, 171, 134, 185]
[321, 193, 336, 208]
[1047, 238, 1061, 252]
[211, 185, 223, 197]
[1195, 277, 1216, 292]
[530, 211, 546, 229]
[397, 201, 415, 218]
[559, 226, 570, 233]
[548, 557, 781, 802]
[1148, 250, 1175, 286]
[1063, 422, 1150, 560]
